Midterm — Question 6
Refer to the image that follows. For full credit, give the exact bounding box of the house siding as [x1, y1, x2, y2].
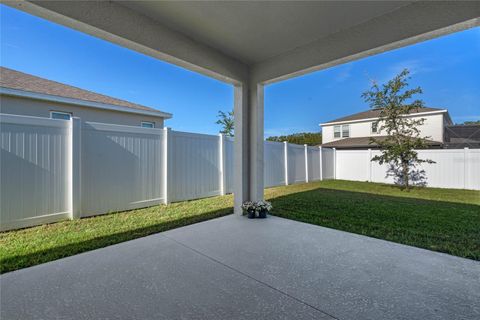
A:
[322, 113, 445, 144]
[0, 95, 165, 128]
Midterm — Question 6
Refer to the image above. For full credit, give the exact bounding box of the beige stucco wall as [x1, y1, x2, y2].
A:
[0, 95, 166, 128]
[322, 113, 446, 144]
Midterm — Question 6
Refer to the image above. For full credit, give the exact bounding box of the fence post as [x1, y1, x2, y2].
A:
[219, 134, 226, 195]
[69, 117, 81, 219]
[163, 127, 171, 204]
[319, 146, 323, 181]
[333, 148, 337, 180]
[304, 144, 309, 183]
[464, 147, 469, 189]
[368, 148, 372, 182]
[284, 141, 289, 185]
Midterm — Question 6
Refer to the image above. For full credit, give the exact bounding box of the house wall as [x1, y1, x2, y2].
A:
[322, 112, 445, 144]
[0, 95, 165, 127]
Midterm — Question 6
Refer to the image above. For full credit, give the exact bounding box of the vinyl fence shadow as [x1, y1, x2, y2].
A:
[0, 207, 232, 274]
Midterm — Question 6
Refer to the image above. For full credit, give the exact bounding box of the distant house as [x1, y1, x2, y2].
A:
[320, 107, 453, 149]
[0, 67, 172, 127]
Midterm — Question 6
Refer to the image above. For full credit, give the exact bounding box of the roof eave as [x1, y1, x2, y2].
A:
[0, 87, 173, 119]
[320, 109, 448, 126]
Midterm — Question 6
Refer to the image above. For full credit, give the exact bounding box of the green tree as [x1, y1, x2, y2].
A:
[362, 69, 434, 189]
[266, 132, 322, 146]
[458, 120, 480, 125]
[216, 109, 234, 137]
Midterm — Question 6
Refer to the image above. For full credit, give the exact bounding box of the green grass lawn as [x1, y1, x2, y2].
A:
[1, 180, 479, 273]
[268, 180, 480, 260]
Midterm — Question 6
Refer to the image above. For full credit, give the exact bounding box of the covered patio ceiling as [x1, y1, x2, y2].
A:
[9, 1, 479, 83]
[7, 1, 480, 212]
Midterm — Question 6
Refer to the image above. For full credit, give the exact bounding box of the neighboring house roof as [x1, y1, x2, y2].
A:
[0, 67, 172, 118]
[321, 136, 443, 149]
[322, 107, 445, 125]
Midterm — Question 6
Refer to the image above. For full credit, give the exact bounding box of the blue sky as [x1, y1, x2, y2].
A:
[1, 4, 479, 136]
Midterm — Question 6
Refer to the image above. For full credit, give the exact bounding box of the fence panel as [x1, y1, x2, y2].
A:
[370, 150, 395, 184]
[466, 149, 480, 190]
[321, 148, 335, 179]
[288, 143, 306, 184]
[264, 141, 286, 187]
[169, 130, 221, 202]
[307, 146, 321, 181]
[415, 149, 465, 189]
[0, 114, 70, 230]
[81, 122, 164, 217]
[339, 148, 480, 190]
[224, 137, 234, 194]
[336, 150, 371, 182]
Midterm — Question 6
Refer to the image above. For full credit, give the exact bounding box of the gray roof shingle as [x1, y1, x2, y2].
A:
[0, 67, 171, 117]
[321, 136, 442, 149]
[323, 107, 444, 124]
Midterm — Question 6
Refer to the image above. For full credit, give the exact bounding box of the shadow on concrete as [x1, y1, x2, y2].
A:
[1, 208, 232, 274]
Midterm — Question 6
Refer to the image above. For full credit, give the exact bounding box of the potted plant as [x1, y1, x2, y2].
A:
[241, 201, 256, 219]
[242, 201, 272, 219]
[255, 200, 272, 219]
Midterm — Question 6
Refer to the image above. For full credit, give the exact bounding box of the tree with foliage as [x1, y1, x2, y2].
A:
[216, 109, 234, 137]
[362, 69, 434, 189]
[266, 132, 322, 146]
[457, 120, 480, 125]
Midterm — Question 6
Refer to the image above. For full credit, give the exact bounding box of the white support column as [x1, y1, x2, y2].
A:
[233, 81, 265, 214]
[234, 84, 249, 214]
[249, 83, 264, 202]
[333, 147, 337, 180]
[163, 127, 171, 204]
[319, 146, 323, 181]
[219, 133, 226, 196]
[464, 147, 469, 189]
[368, 148, 372, 182]
[68, 117, 81, 219]
[304, 144, 309, 183]
[284, 141, 289, 185]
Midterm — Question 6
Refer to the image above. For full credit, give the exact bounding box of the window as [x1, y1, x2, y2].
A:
[371, 122, 378, 134]
[334, 124, 350, 138]
[141, 121, 155, 128]
[50, 111, 71, 120]
[334, 125, 341, 138]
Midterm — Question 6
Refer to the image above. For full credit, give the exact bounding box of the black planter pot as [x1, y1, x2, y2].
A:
[247, 209, 256, 219]
[258, 210, 267, 219]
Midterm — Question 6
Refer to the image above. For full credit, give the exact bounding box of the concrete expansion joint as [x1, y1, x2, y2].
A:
[160, 233, 341, 320]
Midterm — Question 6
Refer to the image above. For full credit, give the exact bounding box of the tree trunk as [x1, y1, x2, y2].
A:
[402, 161, 410, 189]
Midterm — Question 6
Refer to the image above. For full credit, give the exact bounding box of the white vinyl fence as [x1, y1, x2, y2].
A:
[81, 122, 165, 217]
[335, 148, 480, 190]
[0, 114, 326, 231]
[0, 115, 70, 231]
[1, 113, 478, 231]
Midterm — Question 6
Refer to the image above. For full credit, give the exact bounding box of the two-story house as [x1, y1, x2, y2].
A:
[320, 107, 453, 149]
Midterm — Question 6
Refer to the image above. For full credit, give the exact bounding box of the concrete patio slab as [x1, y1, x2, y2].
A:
[1, 215, 479, 320]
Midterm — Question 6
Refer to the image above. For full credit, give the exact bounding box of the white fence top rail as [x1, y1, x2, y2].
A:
[0, 113, 69, 128]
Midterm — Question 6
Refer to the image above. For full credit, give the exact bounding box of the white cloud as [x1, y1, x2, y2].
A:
[4, 43, 20, 49]
[334, 64, 353, 83]
[379, 59, 437, 82]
